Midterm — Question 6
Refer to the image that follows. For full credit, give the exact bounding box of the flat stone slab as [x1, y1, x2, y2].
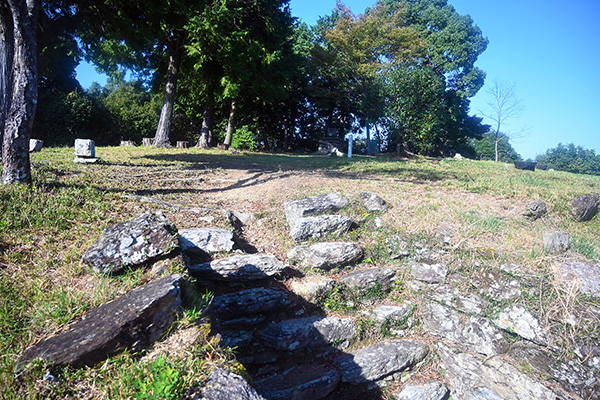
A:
[422, 302, 508, 357]
[81, 211, 178, 274]
[509, 343, 599, 400]
[178, 228, 235, 254]
[289, 276, 335, 302]
[362, 303, 414, 325]
[189, 254, 288, 281]
[259, 316, 356, 351]
[437, 343, 561, 400]
[334, 340, 429, 384]
[210, 288, 290, 320]
[493, 305, 547, 345]
[338, 267, 397, 290]
[290, 215, 354, 242]
[20, 274, 181, 367]
[557, 261, 600, 297]
[288, 242, 363, 270]
[394, 381, 449, 400]
[253, 363, 340, 400]
[202, 368, 266, 400]
[411, 263, 448, 283]
[284, 193, 349, 227]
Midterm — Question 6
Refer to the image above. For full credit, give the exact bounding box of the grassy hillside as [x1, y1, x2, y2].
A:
[1, 146, 599, 398]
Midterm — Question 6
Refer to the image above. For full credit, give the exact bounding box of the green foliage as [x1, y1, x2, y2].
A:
[131, 356, 184, 400]
[536, 143, 600, 176]
[33, 90, 118, 146]
[231, 125, 258, 150]
[386, 65, 445, 154]
[470, 132, 522, 162]
[103, 81, 162, 142]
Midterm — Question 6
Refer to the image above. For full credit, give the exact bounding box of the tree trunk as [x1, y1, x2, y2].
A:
[0, 1, 14, 161]
[223, 98, 237, 148]
[154, 33, 182, 148]
[365, 120, 373, 155]
[196, 100, 214, 148]
[1, 0, 39, 185]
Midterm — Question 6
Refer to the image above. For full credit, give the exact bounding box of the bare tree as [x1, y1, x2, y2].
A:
[480, 78, 525, 162]
[1, 0, 40, 184]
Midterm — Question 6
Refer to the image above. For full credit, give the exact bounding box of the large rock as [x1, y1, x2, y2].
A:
[253, 364, 340, 400]
[338, 267, 397, 290]
[493, 305, 548, 345]
[334, 340, 429, 385]
[202, 368, 266, 400]
[290, 215, 355, 242]
[284, 193, 349, 227]
[288, 242, 363, 270]
[509, 342, 600, 400]
[189, 254, 288, 281]
[422, 302, 508, 357]
[178, 228, 235, 255]
[259, 316, 356, 351]
[571, 193, 600, 222]
[394, 381, 449, 400]
[437, 343, 560, 400]
[81, 211, 178, 274]
[359, 192, 387, 212]
[557, 261, 600, 297]
[20, 274, 181, 367]
[543, 231, 570, 253]
[210, 288, 290, 320]
[523, 201, 547, 220]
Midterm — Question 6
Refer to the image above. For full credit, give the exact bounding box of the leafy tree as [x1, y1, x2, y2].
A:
[470, 132, 521, 162]
[102, 81, 162, 143]
[185, 0, 296, 149]
[76, 0, 206, 147]
[536, 143, 600, 176]
[386, 64, 445, 154]
[34, 89, 118, 146]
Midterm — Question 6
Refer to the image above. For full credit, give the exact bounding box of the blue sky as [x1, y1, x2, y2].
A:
[77, 0, 600, 159]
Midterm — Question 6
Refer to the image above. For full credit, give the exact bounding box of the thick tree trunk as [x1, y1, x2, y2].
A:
[223, 98, 237, 148]
[0, 2, 14, 160]
[1, 0, 39, 185]
[154, 33, 182, 148]
[196, 101, 214, 149]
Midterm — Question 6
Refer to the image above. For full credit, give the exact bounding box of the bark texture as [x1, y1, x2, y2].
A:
[0, 2, 14, 160]
[197, 100, 214, 148]
[223, 98, 237, 147]
[154, 33, 182, 148]
[1, 0, 39, 184]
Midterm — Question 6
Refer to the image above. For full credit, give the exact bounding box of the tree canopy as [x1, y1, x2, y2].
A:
[1, 0, 496, 185]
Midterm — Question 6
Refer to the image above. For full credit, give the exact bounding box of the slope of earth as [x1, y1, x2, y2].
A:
[1, 146, 599, 399]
